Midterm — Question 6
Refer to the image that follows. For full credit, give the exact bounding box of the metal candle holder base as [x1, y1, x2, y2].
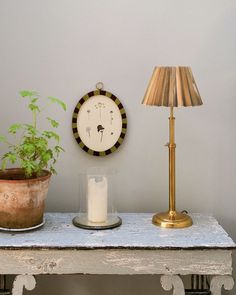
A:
[73, 215, 122, 230]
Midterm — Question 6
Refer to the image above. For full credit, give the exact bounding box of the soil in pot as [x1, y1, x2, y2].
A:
[0, 169, 51, 229]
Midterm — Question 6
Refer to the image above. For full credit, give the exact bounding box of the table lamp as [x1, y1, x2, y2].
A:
[142, 66, 203, 228]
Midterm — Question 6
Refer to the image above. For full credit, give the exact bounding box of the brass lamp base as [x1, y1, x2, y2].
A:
[152, 211, 192, 228]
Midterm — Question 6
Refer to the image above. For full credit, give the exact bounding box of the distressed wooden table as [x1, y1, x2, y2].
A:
[0, 213, 235, 295]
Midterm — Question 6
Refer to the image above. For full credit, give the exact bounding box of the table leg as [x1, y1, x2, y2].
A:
[160, 275, 185, 295]
[12, 275, 36, 295]
[210, 275, 234, 295]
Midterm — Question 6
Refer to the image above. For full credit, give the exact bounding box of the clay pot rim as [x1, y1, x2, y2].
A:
[0, 168, 51, 183]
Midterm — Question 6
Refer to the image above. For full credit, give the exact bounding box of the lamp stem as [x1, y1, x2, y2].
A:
[169, 107, 176, 213]
[152, 106, 192, 228]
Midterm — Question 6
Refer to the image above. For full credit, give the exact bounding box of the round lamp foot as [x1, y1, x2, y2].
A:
[152, 211, 193, 228]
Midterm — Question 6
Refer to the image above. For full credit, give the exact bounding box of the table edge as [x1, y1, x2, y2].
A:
[0, 246, 235, 250]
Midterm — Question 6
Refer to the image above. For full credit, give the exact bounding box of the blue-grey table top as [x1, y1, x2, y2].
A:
[0, 213, 235, 250]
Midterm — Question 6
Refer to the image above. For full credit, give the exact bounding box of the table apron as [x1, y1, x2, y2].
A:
[0, 249, 232, 275]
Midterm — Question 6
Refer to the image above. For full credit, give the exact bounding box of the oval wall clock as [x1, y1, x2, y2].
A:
[72, 82, 127, 156]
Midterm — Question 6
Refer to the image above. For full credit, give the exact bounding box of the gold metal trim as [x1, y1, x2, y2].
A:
[96, 82, 104, 90]
[152, 107, 192, 228]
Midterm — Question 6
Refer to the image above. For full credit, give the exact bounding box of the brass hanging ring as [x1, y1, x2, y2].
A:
[96, 82, 104, 90]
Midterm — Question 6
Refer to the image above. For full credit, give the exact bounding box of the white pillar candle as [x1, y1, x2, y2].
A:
[87, 176, 108, 223]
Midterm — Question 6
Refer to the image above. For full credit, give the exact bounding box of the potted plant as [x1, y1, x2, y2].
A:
[0, 90, 66, 229]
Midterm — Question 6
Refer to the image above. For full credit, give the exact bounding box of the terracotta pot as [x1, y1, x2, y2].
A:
[0, 168, 51, 229]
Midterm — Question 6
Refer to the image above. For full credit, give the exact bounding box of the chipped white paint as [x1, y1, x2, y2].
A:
[12, 275, 36, 295]
[0, 213, 234, 295]
[0, 249, 232, 275]
[210, 275, 234, 295]
[161, 275, 185, 295]
[0, 213, 234, 249]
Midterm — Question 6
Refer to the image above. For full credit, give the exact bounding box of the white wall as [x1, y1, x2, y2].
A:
[1, 0, 236, 294]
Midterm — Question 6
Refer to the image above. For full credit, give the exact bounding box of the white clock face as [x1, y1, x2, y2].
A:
[77, 95, 122, 152]
[72, 89, 127, 156]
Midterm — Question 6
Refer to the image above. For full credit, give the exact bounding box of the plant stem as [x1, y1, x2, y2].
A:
[33, 110, 37, 129]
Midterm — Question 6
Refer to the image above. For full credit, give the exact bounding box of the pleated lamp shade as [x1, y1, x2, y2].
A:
[142, 67, 203, 107]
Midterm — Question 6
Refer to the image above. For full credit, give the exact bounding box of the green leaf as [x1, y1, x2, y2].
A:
[25, 124, 37, 136]
[41, 149, 53, 163]
[19, 90, 38, 98]
[31, 98, 39, 103]
[35, 137, 47, 150]
[21, 143, 35, 155]
[8, 124, 22, 134]
[55, 145, 65, 153]
[54, 145, 65, 157]
[21, 161, 36, 177]
[47, 97, 66, 111]
[50, 166, 57, 175]
[0, 135, 7, 142]
[47, 117, 59, 128]
[9, 154, 17, 164]
[28, 103, 40, 112]
[1, 158, 7, 170]
[2, 152, 17, 164]
[43, 131, 60, 142]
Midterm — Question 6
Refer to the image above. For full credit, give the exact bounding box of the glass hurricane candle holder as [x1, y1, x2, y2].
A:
[73, 167, 122, 230]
